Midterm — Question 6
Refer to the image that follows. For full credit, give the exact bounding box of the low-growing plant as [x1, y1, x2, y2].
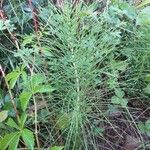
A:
[0, 65, 53, 149]
[0, 0, 150, 150]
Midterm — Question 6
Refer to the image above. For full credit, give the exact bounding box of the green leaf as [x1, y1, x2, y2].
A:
[138, 120, 150, 137]
[111, 61, 128, 71]
[145, 74, 150, 82]
[0, 132, 19, 150]
[0, 110, 8, 122]
[6, 118, 19, 130]
[19, 92, 32, 111]
[137, 6, 150, 25]
[50, 146, 64, 150]
[145, 120, 150, 128]
[145, 120, 150, 136]
[22, 71, 28, 83]
[21, 128, 35, 150]
[33, 85, 54, 94]
[144, 84, 150, 94]
[31, 74, 45, 86]
[6, 71, 20, 89]
[22, 34, 35, 46]
[6, 72, 19, 82]
[138, 122, 146, 134]
[4, 20, 15, 32]
[9, 77, 19, 89]
[111, 96, 128, 107]
[19, 113, 27, 129]
[120, 3, 136, 20]
[8, 133, 20, 150]
[115, 88, 125, 98]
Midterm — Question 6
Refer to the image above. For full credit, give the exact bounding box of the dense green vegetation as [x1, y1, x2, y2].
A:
[0, 0, 150, 149]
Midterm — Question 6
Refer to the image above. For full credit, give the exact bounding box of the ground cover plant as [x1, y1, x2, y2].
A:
[0, 0, 150, 149]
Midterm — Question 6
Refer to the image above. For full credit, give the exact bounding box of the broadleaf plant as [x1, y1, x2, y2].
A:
[0, 65, 53, 149]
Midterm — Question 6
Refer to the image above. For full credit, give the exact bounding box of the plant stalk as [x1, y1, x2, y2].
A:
[0, 65, 19, 121]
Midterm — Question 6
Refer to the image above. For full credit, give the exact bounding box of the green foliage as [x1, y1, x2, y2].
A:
[0, 111, 8, 122]
[50, 146, 64, 150]
[0, 132, 20, 150]
[138, 120, 150, 137]
[137, 0, 150, 8]
[0, 0, 150, 149]
[6, 66, 23, 89]
[21, 128, 35, 150]
[137, 6, 150, 25]
[0, 125, 35, 150]
[111, 89, 128, 107]
[19, 92, 32, 111]
[144, 84, 150, 94]
[0, 65, 52, 149]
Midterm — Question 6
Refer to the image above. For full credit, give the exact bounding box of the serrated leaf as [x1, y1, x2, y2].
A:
[50, 146, 64, 150]
[0, 132, 19, 150]
[19, 92, 32, 111]
[8, 133, 20, 150]
[6, 118, 19, 130]
[22, 128, 35, 150]
[0, 110, 8, 122]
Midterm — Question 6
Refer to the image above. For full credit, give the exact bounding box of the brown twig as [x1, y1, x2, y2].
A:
[28, 0, 39, 33]
[28, 0, 44, 54]
[28, 54, 40, 149]
[32, 94, 40, 149]
[0, 5, 20, 51]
